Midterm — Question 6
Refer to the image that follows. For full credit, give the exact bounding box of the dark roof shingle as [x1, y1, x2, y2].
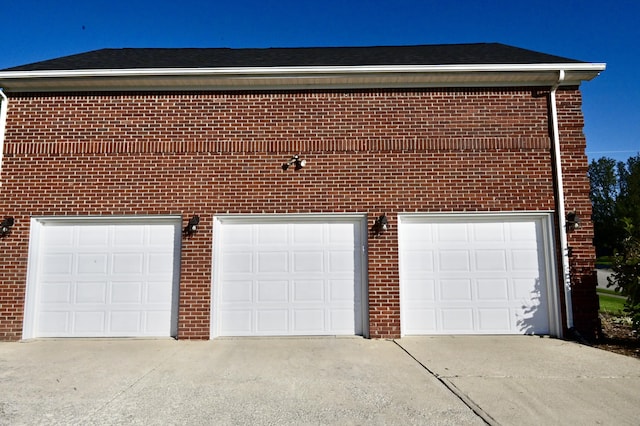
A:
[3, 43, 583, 71]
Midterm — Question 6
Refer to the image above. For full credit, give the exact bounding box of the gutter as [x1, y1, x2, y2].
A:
[549, 70, 574, 332]
[0, 62, 606, 93]
[0, 88, 7, 187]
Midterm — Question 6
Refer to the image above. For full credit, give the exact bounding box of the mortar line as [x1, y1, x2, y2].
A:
[392, 339, 500, 426]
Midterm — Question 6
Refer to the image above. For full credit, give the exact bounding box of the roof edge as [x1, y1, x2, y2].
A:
[0, 63, 606, 93]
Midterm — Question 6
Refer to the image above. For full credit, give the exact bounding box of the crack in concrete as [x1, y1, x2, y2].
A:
[393, 339, 500, 426]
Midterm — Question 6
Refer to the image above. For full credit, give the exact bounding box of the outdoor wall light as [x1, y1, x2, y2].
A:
[282, 155, 306, 171]
[566, 211, 580, 231]
[372, 214, 389, 236]
[183, 215, 200, 237]
[0, 217, 14, 238]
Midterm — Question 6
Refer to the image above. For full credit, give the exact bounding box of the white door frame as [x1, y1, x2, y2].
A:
[398, 211, 561, 337]
[211, 213, 369, 338]
[22, 215, 182, 339]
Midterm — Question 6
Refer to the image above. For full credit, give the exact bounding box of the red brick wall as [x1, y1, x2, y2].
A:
[0, 87, 596, 340]
[556, 89, 599, 339]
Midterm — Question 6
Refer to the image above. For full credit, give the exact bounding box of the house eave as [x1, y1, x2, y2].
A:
[0, 63, 606, 92]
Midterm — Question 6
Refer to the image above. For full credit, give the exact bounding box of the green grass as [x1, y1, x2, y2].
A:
[599, 293, 626, 315]
[598, 287, 623, 296]
[596, 256, 613, 268]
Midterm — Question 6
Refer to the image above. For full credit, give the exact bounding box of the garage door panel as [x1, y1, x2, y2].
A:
[257, 224, 288, 244]
[293, 223, 324, 244]
[28, 220, 179, 338]
[293, 280, 323, 302]
[110, 311, 141, 332]
[114, 227, 144, 246]
[38, 312, 69, 334]
[42, 254, 73, 274]
[509, 221, 539, 241]
[406, 309, 437, 333]
[329, 279, 355, 301]
[329, 309, 353, 331]
[475, 250, 507, 271]
[327, 223, 356, 244]
[222, 280, 253, 303]
[223, 252, 253, 273]
[478, 308, 511, 331]
[77, 254, 108, 274]
[258, 280, 289, 302]
[293, 309, 324, 332]
[112, 253, 144, 274]
[77, 282, 108, 303]
[474, 222, 505, 241]
[146, 311, 172, 332]
[441, 309, 474, 332]
[440, 250, 471, 271]
[74, 311, 105, 333]
[437, 223, 468, 241]
[215, 218, 363, 337]
[440, 279, 473, 301]
[147, 281, 174, 303]
[293, 252, 323, 272]
[512, 250, 540, 270]
[148, 253, 174, 274]
[40, 282, 72, 303]
[257, 310, 288, 332]
[78, 226, 109, 246]
[221, 310, 252, 334]
[401, 215, 553, 335]
[110, 282, 142, 303]
[404, 279, 435, 301]
[477, 279, 509, 300]
[328, 251, 354, 272]
[258, 251, 289, 272]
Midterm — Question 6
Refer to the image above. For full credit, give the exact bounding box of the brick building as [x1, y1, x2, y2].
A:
[0, 43, 605, 341]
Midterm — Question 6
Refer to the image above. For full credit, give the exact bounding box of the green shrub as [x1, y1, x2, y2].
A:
[608, 219, 640, 335]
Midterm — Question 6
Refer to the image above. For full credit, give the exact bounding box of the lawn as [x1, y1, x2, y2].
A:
[598, 292, 626, 315]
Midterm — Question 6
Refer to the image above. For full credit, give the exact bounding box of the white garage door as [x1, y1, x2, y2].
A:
[24, 218, 180, 338]
[399, 214, 557, 335]
[213, 216, 365, 337]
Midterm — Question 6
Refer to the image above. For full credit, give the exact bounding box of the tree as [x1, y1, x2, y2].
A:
[588, 157, 620, 257]
[596, 153, 640, 335]
[608, 219, 640, 334]
[616, 155, 640, 238]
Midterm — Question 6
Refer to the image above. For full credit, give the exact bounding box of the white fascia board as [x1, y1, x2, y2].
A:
[0, 63, 606, 92]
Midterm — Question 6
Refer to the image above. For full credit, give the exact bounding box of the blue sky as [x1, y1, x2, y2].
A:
[1, 0, 637, 163]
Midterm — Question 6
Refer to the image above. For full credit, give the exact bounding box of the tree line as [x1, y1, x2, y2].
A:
[589, 153, 640, 333]
[589, 154, 640, 257]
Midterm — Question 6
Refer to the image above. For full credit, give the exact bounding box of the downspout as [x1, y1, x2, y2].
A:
[549, 70, 574, 332]
[0, 88, 7, 188]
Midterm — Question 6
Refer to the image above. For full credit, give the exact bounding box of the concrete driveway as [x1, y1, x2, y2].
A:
[1, 337, 639, 425]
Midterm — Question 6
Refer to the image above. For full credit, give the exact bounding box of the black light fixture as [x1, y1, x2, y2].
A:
[0, 217, 14, 238]
[566, 212, 580, 231]
[282, 155, 306, 171]
[183, 215, 200, 237]
[372, 214, 389, 236]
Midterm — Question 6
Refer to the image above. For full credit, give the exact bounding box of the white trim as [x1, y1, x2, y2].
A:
[210, 213, 369, 338]
[0, 63, 606, 79]
[31, 214, 182, 225]
[0, 63, 605, 92]
[398, 210, 555, 222]
[397, 211, 561, 337]
[214, 212, 368, 224]
[0, 89, 7, 186]
[22, 215, 182, 339]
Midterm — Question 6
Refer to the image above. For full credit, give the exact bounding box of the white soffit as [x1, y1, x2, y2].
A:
[0, 63, 606, 92]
